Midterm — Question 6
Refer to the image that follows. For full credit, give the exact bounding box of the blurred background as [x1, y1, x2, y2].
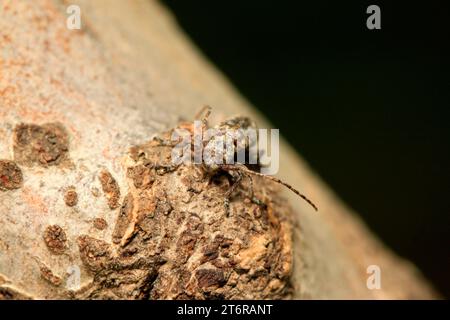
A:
[161, 0, 450, 297]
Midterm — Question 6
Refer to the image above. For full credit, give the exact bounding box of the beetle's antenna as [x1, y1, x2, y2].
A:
[195, 105, 212, 125]
[222, 164, 318, 211]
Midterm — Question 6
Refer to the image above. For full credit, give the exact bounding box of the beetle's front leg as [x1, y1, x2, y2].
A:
[223, 169, 242, 217]
[245, 174, 265, 207]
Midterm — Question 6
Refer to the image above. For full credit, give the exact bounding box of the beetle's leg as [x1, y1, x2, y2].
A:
[225, 170, 242, 198]
[223, 169, 242, 216]
[152, 136, 168, 146]
[244, 173, 258, 203]
[194, 105, 212, 129]
[246, 174, 265, 207]
[154, 163, 180, 174]
[247, 173, 254, 198]
[151, 132, 182, 147]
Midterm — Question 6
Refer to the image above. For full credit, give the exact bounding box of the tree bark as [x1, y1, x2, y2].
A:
[0, 0, 437, 299]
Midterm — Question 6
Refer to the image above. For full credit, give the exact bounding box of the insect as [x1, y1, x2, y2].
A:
[172, 106, 318, 212]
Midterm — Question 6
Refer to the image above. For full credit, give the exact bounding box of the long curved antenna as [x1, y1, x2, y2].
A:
[221, 164, 318, 211]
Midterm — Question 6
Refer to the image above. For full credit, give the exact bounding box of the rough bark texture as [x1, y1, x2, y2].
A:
[0, 0, 437, 299]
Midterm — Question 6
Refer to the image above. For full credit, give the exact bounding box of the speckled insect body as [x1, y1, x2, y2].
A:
[170, 106, 318, 212]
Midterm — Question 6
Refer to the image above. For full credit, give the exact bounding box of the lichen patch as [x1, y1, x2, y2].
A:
[43, 225, 67, 255]
[0, 160, 23, 191]
[93, 218, 107, 230]
[35, 260, 63, 286]
[99, 170, 120, 209]
[13, 123, 70, 167]
[64, 186, 78, 207]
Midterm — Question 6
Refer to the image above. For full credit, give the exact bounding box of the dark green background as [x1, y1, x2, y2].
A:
[161, 0, 450, 297]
